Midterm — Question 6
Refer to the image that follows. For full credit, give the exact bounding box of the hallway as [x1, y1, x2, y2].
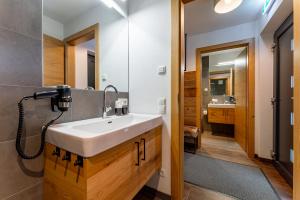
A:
[183, 132, 292, 200]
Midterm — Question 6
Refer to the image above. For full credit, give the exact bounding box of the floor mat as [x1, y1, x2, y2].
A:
[184, 153, 280, 200]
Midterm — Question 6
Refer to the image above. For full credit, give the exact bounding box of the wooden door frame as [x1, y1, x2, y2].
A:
[294, 0, 300, 198]
[64, 24, 100, 90]
[171, 0, 184, 199]
[195, 39, 255, 158]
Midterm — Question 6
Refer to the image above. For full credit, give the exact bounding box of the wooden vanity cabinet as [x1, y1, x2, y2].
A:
[44, 126, 162, 200]
[208, 108, 235, 125]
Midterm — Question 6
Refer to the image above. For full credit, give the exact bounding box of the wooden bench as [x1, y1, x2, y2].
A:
[184, 126, 200, 154]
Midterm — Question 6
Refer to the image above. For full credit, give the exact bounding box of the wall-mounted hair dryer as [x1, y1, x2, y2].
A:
[33, 85, 72, 112]
[16, 85, 72, 160]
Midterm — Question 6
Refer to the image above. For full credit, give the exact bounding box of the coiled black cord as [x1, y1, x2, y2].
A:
[16, 96, 64, 160]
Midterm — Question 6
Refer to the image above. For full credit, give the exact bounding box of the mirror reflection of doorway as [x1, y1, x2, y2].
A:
[65, 25, 98, 90]
[88, 51, 96, 89]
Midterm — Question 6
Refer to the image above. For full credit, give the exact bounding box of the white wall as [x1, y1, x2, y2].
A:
[128, 0, 171, 195]
[254, 0, 293, 159]
[186, 22, 256, 71]
[64, 4, 129, 92]
[42, 15, 64, 40]
[75, 46, 88, 89]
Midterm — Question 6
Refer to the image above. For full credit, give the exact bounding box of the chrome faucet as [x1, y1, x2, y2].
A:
[103, 85, 119, 118]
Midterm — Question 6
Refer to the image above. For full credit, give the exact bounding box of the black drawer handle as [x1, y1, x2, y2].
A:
[141, 138, 146, 161]
[135, 142, 140, 166]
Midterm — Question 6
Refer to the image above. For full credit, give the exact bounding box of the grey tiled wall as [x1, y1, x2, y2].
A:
[0, 0, 129, 199]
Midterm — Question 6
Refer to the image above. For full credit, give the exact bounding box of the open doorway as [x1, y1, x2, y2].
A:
[65, 24, 99, 90]
[198, 45, 250, 162]
[179, 0, 293, 200]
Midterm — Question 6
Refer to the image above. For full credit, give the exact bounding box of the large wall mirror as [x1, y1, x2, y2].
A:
[42, 0, 129, 92]
[203, 47, 247, 97]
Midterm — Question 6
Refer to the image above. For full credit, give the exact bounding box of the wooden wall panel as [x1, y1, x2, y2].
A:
[294, 1, 300, 199]
[43, 35, 65, 86]
[234, 49, 247, 151]
[184, 71, 197, 126]
[66, 46, 76, 88]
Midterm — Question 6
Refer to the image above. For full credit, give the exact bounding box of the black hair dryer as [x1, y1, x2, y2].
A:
[16, 85, 72, 160]
[33, 85, 72, 112]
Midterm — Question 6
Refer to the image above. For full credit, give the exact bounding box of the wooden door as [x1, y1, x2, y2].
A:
[43, 35, 65, 86]
[234, 49, 248, 151]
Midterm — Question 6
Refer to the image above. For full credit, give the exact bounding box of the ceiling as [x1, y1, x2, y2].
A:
[185, 0, 265, 34]
[43, 0, 103, 24]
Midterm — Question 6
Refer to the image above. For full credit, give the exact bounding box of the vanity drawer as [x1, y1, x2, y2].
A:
[208, 108, 235, 125]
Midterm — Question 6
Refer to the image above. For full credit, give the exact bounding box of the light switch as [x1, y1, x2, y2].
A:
[158, 65, 167, 75]
[101, 74, 108, 81]
[159, 105, 166, 115]
[158, 97, 166, 114]
[158, 97, 166, 105]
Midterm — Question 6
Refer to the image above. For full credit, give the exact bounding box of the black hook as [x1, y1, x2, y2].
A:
[52, 147, 60, 157]
[62, 151, 71, 162]
[74, 156, 83, 168]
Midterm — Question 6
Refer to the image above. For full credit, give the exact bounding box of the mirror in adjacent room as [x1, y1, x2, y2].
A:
[202, 47, 247, 99]
[42, 0, 129, 92]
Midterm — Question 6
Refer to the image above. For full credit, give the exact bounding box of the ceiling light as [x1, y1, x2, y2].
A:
[214, 0, 243, 14]
[216, 61, 235, 66]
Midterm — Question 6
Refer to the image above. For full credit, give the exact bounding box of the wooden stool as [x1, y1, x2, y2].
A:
[184, 126, 199, 154]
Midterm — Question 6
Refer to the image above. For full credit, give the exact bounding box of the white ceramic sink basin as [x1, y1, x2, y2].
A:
[208, 103, 236, 108]
[46, 113, 162, 157]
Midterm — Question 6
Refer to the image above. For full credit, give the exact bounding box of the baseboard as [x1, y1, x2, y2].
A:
[254, 154, 293, 187]
[134, 186, 171, 200]
[254, 154, 273, 164]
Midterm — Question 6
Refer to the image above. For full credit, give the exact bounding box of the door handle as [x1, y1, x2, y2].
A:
[141, 138, 146, 161]
[135, 142, 140, 166]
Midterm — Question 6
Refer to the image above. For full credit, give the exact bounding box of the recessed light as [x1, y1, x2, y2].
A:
[214, 0, 243, 14]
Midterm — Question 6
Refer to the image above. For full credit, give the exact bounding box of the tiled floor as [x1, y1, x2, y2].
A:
[184, 182, 236, 200]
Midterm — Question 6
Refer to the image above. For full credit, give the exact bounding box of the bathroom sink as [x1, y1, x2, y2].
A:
[46, 113, 162, 157]
[208, 103, 236, 108]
